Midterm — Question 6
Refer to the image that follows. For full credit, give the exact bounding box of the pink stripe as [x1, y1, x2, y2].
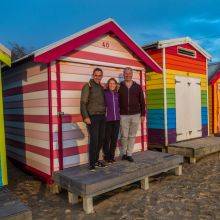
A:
[5, 114, 50, 123]
[4, 81, 48, 96]
[6, 138, 50, 158]
[4, 99, 49, 108]
[68, 50, 144, 67]
[5, 127, 49, 141]
[61, 98, 80, 107]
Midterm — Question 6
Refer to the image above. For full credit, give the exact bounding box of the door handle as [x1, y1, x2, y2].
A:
[57, 112, 64, 116]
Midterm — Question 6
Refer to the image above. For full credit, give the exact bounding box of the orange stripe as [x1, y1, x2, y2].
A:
[166, 59, 206, 71]
[166, 63, 205, 74]
[166, 54, 206, 67]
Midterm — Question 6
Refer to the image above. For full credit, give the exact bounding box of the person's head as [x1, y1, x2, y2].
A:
[123, 67, 133, 82]
[106, 78, 118, 91]
[93, 68, 103, 84]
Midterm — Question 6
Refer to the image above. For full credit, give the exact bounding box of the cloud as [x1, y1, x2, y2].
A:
[189, 17, 220, 24]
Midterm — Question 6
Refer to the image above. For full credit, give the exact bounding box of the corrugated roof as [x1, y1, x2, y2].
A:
[208, 62, 220, 82]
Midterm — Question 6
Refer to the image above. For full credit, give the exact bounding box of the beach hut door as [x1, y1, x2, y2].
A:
[175, 76, 202, 141]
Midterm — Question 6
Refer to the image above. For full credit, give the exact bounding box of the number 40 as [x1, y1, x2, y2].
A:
[102, 41, 110, 48]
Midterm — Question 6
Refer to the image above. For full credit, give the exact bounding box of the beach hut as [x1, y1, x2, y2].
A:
[2, 18, 161, 183]
[0, 44, 11, 187]
[143, 37, 211, 146]
[208, 62, 220, 135]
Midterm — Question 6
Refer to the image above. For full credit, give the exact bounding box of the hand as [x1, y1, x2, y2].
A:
[141, 116, 145, 123]
[84, 117, 91, 125]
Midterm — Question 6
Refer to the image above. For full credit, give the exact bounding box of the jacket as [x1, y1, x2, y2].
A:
[118, 81, 146, 116]
[80, 79, 105, 119]
[104, 90, 120, 121]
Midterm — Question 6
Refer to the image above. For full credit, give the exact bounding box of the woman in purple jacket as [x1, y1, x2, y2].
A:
[103, 78, 120, 163]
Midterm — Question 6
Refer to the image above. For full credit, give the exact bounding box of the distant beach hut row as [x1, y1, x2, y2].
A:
[0, 18, 217, 183]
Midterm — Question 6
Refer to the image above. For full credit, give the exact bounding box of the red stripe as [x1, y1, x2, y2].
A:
[34, 21, 162, 73]
[52, 114, 82, 123]
[3, 81, 48, 97]
[210, 71, 220, 85]
[68, 50, 144, 67]
[5, 114, 50, 123]
[58, 135, 147, 157]
[6, 138, 50, 158]
[51, 80, 85, 90]
[8, 157, 52, 184]
[61, 144, 88, 157]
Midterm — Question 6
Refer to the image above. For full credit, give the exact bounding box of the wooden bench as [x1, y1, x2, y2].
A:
[53, 150, 183, 214]
[168, 136, 220, 163]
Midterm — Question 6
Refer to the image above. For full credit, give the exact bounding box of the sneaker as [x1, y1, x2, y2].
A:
[110, 159, 116, 163]
[89, 165, 96, 171]
[127, 156, 134, 162]
[95, 161, 107, 168]
[122, 155, 128, 160]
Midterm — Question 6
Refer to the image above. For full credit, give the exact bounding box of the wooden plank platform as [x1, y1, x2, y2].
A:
[53, 150, 183, 214]
[0, 187, 32, 220]
[168, 136, 220, 163]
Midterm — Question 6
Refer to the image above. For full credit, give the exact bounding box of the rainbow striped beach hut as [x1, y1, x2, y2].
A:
[0, 44, 11, 187]
[143, 37, 211, 146]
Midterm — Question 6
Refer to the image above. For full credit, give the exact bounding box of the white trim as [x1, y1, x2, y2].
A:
[163, 48, 168, 146]
[177, 46, 197, 59]
[206, 58, 210, 136]
[0, 44, 11, 56]
[59, 56, 146, 71]
[143, 37, 211, 60]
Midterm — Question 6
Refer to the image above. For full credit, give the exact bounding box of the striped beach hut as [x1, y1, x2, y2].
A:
[0, 44, 11, 187]
[2, 18, 161, 183]
[143, 37, 211, 146]
[208, 62, 220, 135]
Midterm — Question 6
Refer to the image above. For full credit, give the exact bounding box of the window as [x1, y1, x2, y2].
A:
[177, 46, 196, 58]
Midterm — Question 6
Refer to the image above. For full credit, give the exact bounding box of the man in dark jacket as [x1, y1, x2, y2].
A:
[118, 67, 146, 162]
[80, 68, 106, 171]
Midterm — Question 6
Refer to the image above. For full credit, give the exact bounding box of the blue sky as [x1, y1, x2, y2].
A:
[1, 0, 220, 61]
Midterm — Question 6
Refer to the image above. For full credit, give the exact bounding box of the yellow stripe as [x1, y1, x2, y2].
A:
[0, 72, 8, 185]
[0, 51, 11, 67]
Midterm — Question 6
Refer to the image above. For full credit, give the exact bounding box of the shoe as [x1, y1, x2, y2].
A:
[122, 155, 128, 160]
[89, 165, 96, 171]
[95, 161, 107, 168]
[127, 156, 134, 162]
[110, 159, 116, 163]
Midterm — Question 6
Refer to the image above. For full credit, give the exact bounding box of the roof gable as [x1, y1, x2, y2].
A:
[34, 18, 162, 73]
[143, 37, 211, 60]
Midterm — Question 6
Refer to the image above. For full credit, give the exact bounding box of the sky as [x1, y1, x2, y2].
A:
[1, 0, 220, 61]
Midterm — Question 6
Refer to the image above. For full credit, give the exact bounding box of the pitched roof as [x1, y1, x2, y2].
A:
[143, 37, 211, 60]
[208, 62, 220, 84]
[30, 18, 161, 72]
[0, 44, 11, 66]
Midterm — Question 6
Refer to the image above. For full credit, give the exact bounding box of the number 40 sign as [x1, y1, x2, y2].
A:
[102, 41, 110, 48]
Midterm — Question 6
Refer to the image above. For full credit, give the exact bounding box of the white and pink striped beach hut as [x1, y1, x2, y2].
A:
[3, 18, 161, 183]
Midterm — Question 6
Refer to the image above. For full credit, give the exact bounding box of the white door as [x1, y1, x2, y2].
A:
[188, 77, 202, 139]
[175, 76, 188, 141]
[175, 76, 202, 141]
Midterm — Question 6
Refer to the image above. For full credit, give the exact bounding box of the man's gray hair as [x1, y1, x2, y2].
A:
[123, 67, 133, 73]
